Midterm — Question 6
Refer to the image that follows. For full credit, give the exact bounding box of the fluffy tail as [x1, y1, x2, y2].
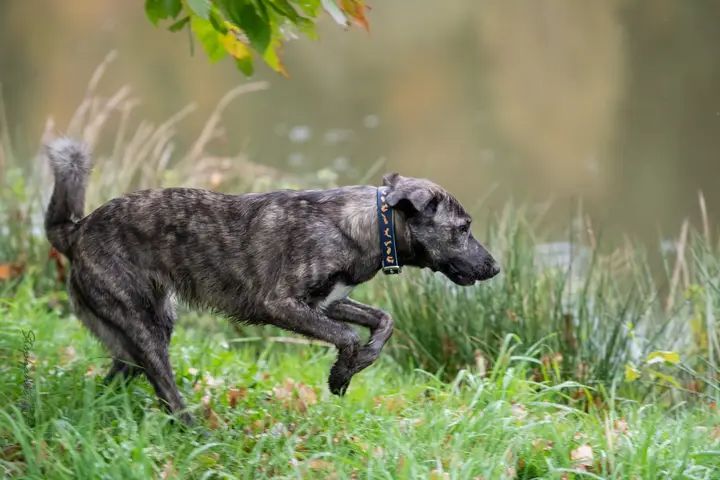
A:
[45, 138, 91, 257]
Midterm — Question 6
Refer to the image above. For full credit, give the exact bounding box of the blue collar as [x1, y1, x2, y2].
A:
[376, 187, 401, 274]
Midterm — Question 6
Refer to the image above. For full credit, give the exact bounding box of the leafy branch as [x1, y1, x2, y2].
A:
[145, 0, 369, 76]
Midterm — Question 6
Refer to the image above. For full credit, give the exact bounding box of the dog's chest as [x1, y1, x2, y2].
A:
[319, 282, 353, 308]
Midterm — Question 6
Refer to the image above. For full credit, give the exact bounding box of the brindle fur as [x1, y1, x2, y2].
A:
[45, 138, 499, 424]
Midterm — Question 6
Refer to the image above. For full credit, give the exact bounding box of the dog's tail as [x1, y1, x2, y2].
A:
[45, 138, 91, 257]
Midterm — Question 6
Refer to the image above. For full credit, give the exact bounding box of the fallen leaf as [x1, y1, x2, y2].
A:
[307, 459, 334, 471]
[373, 395, 406, 413]
[228, 387, 246, 408]
[202, 395, 222, 429]
[160, 459, 177, 479]
[429, 469, 450, 480]
[474, 350, 489, 377]
[575, 361, 590, 381]
[541, 352, 563, 368]
[48, 248, 66, 283]
[614, 418, 629, 435]
[273, 378, 318, 412]
[510, 402, 528, 420]
[60, 346, 77, 365]
[205, 407, 221, 429]
[0, 261, 24, 281]
[570, 444, 594, 469]
[0, 444, 23, 461]
[531, 438, 554, 452]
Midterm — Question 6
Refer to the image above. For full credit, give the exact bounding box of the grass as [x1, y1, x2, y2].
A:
[1, 280, 719, 479]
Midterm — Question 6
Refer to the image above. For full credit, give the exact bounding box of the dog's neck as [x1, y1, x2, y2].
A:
[338, 187, 418, 276]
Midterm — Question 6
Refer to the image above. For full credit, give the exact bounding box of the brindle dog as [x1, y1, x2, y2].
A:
[45, 138, 500, 424]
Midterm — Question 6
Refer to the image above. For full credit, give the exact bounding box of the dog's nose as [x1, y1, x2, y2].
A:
[489, 262, 501, 278]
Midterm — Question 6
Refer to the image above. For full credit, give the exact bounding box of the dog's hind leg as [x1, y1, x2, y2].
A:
[262, 298, 362, 396]
[325, 299, 394, 374]
[69, 269, 191, 424]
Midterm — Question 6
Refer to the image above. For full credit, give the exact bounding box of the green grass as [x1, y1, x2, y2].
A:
[2, 280, 720, 479]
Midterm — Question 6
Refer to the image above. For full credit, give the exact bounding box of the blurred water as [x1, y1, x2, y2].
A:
[1, 0, 719, 245]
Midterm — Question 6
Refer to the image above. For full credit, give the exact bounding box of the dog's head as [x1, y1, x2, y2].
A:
[383, 173, 500, 285]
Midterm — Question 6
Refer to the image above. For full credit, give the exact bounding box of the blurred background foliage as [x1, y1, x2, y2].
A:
[2, 0, 720, 244]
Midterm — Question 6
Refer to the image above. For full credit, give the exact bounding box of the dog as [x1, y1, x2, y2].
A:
[45, 138, 500, 424]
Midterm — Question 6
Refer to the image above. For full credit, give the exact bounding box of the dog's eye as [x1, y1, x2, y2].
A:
[459, 222, 471, 233]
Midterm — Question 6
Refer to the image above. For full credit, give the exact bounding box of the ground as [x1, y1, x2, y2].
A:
[1, 282, 718, 480]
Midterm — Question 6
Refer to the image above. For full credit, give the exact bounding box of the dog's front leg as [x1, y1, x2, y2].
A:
[325, 299, 394, 375]
[262, 298, 362, 395]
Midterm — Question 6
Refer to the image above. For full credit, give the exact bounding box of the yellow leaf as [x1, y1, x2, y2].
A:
[624, 363, 640, 382]
[646, 351, 681, 365]
[220, 31, 251, 61]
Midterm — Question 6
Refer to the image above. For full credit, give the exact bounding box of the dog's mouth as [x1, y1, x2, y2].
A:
[443, 265, 478, 286]
[442, 261, 500, 286]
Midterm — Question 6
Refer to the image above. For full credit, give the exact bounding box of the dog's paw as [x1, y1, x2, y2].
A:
[328, 363, 352, 396]
[328, 376, 351, 396]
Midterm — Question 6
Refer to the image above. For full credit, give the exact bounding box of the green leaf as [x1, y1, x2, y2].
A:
[297, 19, 318, 40]
[262, 38, 287, 76]
[168, 15, 190, 32]
[218, 0, 271, 53]
[186, 0, 211, 19]
[145, 0, 182, 25]
[190, 16, 226, 62]
[294, 0, 321, 17]
[270, 0, 316, 38]
[235, 56, 254, 76]
[269, 0, 303, 23]
[646, 351, 681, 365]
[208, 7, 229, 34]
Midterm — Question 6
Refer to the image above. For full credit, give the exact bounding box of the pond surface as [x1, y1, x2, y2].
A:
[1, 0, 719, 247]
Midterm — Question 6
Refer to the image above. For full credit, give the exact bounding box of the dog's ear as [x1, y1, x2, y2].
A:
[384, 175, 438, 216]
[382, 172, 400, 187]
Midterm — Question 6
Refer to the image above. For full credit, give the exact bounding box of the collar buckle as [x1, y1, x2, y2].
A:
[382, 265, 401, 275]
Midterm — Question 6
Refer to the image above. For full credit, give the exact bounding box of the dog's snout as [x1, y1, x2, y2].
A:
[477, 257, 500, 280]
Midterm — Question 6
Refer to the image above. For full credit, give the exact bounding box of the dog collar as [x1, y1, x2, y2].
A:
[376, 187, 401, 274]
